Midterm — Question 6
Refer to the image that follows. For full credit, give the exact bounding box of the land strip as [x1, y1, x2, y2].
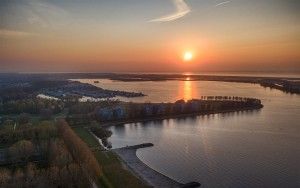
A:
[100, 106, 263, 129]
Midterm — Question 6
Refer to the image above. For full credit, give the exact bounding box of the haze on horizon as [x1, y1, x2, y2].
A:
[0, 0, 299, 73]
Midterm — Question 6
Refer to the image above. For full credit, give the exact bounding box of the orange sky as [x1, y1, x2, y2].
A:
[0, 0, 299, 72]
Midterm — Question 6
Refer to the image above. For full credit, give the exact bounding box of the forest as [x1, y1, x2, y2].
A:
[0, 119, 101, 188]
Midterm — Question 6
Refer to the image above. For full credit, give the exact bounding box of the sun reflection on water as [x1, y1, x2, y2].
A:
[180, 77, 197, 101]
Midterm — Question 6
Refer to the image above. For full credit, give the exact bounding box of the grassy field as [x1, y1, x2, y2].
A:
[72, 127, 99, 148]
[71, 126, 149, 188]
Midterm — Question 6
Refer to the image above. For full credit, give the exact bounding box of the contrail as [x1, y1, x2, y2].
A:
[215, 1, 231, 7]
[149, 0, 190, 22]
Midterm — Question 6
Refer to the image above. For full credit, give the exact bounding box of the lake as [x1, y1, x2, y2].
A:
[77, 79, 300, 188]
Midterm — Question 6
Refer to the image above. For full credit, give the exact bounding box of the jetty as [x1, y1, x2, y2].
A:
[113, 143, 201, 188]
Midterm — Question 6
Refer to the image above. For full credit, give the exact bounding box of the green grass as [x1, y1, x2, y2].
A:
[72, 127, 100, 148]
[94, 150, 149, 188]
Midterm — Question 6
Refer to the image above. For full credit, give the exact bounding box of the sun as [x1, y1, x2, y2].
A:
[183, 51, 193, 61]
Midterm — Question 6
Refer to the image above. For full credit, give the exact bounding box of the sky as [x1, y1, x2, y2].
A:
[0, 0, 299, 73]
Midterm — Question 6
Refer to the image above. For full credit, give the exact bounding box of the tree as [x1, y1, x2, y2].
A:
[13, 169, 24, 187]
[25, 163, 38, 186]
[57, 120, 102, 181]
[0, 169, 10, 185]
[18, 113, 30, 125]
[9, 140, 34, 162]
[49, 139, 73, 168]
[40, 108, 53, 120]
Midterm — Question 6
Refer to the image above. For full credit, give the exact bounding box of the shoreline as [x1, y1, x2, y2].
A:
[113, 143, 200, 188]
[73, 73, 300, 94]
[104, 107, 262, 188]
[96, 100, 262, 187]
[102, 106, 263, 128]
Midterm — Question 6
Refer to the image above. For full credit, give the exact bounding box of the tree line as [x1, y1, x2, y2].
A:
[57, 120, 102, 182]
[93, 97, 263, 122]
[0, 98, 64, 115]
[0, 121, 57, 146]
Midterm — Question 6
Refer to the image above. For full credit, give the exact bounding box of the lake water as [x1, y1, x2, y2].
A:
[77, 79, 300, 188]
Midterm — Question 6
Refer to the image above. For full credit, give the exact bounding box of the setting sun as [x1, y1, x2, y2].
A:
[183, 51, 193, 61]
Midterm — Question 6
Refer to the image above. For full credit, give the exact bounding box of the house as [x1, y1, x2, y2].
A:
[113, 106, 126, 119]
[96, 107, 114, 121]
[143, 104, 154, 116]
[174, 99, 185, 113]
[186, 99, 200, 112]
[96, 105, 126, 121]
[156, 103, 166, 115]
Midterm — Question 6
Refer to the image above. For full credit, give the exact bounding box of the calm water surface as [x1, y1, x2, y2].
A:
[78, 79, 300, 188]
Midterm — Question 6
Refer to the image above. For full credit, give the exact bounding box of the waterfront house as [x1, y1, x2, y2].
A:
[143, 104, 154, 116]
[186, 99, 201, 112]
[156, 103, 166, 115]
[113, 106, 126, 119]
[174, 99, 185, 113]
[96, 107, 114, 121]
[96, 105, 126, 121]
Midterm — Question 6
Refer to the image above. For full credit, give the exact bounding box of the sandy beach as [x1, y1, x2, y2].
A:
[113, 144, 200, 188]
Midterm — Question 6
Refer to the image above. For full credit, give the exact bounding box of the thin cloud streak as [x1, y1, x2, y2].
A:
[149, 0, 190, 22]
[0, 29, 36, 37]
[26, 1, 71, 28]
[215, 1, 231, 7]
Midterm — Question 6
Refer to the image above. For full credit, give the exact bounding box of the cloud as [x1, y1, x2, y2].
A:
[149, 0, 191, 22]
[0, 29, 35, 37]
[215, 1, 231, 7]
[0, 0, 72, 31]
[26, 1, 71, 28]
